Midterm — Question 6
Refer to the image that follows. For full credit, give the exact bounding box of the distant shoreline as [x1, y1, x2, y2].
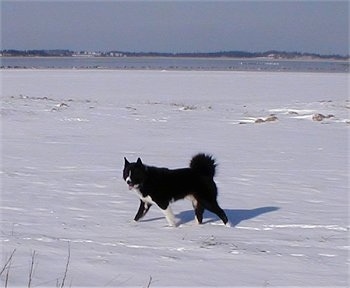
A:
[1, 55, 349, 63]
[1, 49, 348, 61]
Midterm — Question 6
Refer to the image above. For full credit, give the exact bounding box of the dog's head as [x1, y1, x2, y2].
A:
[123, 157, 146, 190]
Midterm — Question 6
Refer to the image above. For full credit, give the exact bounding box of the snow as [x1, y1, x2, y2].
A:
[1, 69, 349, 287]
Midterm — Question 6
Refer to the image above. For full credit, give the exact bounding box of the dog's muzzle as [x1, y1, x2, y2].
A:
[126, 180, 134, 189]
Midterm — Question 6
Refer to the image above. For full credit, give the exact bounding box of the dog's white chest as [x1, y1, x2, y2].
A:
[133, 188, 154, 204]
[140, 195, 154, 204]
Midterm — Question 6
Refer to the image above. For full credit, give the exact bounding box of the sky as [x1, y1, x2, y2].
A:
[1, 1, 349, 55]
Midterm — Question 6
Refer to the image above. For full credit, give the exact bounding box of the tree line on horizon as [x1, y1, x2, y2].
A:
[0, 49, 348, 60]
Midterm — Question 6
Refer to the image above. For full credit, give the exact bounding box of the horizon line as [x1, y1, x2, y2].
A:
[1, 48, 349, 58]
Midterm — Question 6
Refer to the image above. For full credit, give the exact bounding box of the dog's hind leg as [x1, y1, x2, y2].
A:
[191, 198, 204, 224]
[194, 204, 205, 224]
[134, 200, 152, 221]
[201, 200, 229, 225]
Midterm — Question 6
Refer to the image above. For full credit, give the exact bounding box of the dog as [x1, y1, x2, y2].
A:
[123, 153, 229, 227]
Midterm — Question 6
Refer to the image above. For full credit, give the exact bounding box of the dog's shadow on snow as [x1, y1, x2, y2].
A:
[176, 206, 280, 226]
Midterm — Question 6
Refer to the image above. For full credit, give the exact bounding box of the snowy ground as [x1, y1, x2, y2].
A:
[1, 70, 349, 287]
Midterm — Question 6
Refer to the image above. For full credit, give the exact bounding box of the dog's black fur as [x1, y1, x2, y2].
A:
[123, 154, 228, 226]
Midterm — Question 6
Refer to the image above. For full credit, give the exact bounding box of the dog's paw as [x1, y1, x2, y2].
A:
[169, 222, 179, 228]
[210, 221, 233, 228]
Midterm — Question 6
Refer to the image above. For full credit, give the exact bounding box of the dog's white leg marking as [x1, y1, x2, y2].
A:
[195, 216, 200, 225]
[192, 199, 201, 224]
[186, 195, 201, 224]
[161, 205, 177, 227]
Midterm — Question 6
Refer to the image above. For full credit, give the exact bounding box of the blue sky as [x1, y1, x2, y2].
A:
[1, 1, 349, 55]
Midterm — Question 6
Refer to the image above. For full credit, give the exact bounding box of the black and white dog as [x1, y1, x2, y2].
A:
[123, 154, 229, 227]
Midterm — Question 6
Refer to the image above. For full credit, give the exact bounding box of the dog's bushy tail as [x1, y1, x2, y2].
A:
[190, 153, 217, 178]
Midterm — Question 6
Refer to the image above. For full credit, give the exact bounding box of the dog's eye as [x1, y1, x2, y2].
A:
[123, 169, 129, 180]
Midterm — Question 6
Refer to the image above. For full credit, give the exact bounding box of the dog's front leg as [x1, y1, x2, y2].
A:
[158, 202, 177, 227]
[134, 200, 152, 221]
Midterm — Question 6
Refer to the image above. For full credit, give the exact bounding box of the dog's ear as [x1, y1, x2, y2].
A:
[136, 158, 143, 166]
[124, 157, 130, 166]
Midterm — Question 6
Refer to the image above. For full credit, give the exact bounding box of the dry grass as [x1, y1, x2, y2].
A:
[1, 243, 71, 288]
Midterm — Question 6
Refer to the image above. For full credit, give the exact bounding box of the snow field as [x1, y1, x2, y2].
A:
[1, 70, 349, 287]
